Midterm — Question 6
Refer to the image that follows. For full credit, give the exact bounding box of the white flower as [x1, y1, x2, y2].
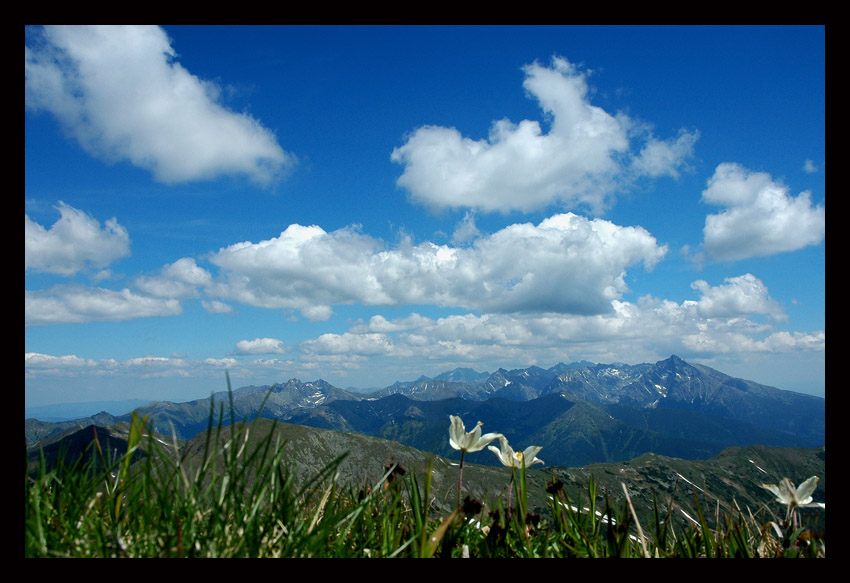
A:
[762, 476, 824, 509]
[448, 415, 502, 453]
[488, 436, 544, 469]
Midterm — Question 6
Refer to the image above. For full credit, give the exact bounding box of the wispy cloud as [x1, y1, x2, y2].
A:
[803, 159, 819, 174]
[630, 129, 699, 179]
[25, 25, 294, 186]
[25, 285, 182, 326]
[201, 300, 234, 314]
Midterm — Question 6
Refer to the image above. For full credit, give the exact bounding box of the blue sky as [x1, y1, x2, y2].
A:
[25, 25, 825, 407]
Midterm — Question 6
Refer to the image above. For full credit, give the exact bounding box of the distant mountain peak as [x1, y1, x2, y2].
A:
[433, 367, 490, 382]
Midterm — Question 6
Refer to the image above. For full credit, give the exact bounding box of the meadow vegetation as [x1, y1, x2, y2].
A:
[25, 386, 824, 558]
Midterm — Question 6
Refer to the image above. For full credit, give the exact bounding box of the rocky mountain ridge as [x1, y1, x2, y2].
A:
[26, 355, 824, 469]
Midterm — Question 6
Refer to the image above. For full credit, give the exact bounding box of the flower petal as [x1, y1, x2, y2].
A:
[796, 476, 819, 505]
[448, 415, 501, 452]
[449, 415, 466, 450]
[521, 445, 544, 466]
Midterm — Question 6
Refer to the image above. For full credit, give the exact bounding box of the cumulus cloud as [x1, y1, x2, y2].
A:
[25, 285, 182, 326]
[208, 213, 667, 316]
[300, 304, 334, 322]
[25, 202, 130, 276]
[135, 257, 212, 298]
[234, 338, 288, 355]
[390, 56, 697, 214]
[25, 25, 293, 185]
[701, 163, 825, 261]
[690, 274, 784, 320]
[207, 223, 388, 314]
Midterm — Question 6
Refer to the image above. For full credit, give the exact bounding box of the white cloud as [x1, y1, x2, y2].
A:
[201, 300, 234, 314]
[234, 338, 287, 355]
[680, 327, 825, 355]
[25, 281, 824, 391]
[803, 159, 819, 173]
[300, 305, 333, 322]
[25, 25, 293, 186]
[203, 357, 240, 368]
[631, 129, 699, 178]
[451, 211, 481, 245]
[135, 257, 212, 298]
[25, 202, 130, 276]
[25, 285, 182, 326]
[26, 352, 196, 380]
[287, 288, 822, 381]
[299, 332, 395, 356]
[701, 163, 825, 261]
[390, 56, 697, 214]
[208, 213, 666, 317]
[124, 355, 187, 368]
[352, 313, 435, 334]
[690, 274, 784, 320]
[25, 352, 94, 369]
[207, 223, 388, 313]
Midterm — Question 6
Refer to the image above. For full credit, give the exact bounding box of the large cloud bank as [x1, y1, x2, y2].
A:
[208, 213, 667, 318]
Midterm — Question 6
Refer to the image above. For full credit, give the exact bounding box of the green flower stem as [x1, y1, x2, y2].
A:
[508, 470, 515, 520]
[456, 450, 466, 509]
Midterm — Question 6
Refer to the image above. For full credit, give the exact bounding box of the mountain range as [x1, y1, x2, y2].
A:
[26, 355, 824, 470]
